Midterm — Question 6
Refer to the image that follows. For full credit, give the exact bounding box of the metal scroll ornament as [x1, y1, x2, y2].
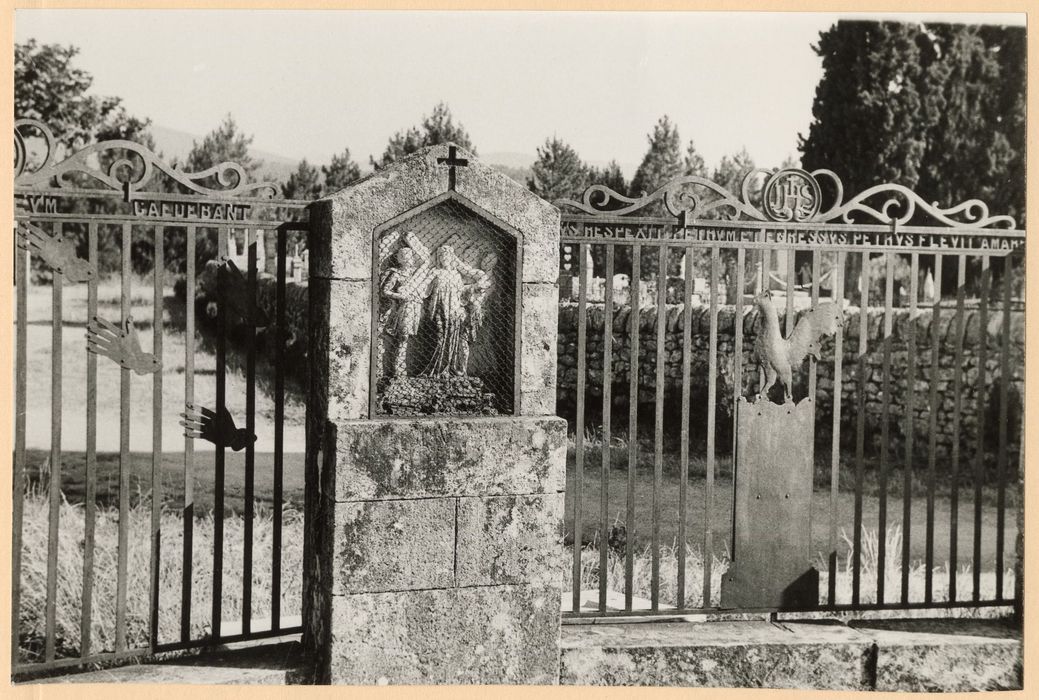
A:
[14, 117, 278, 199]
[558, 167, 1017, 229]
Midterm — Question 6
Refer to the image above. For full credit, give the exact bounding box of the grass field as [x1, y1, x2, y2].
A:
[17, 485, 1012, 663]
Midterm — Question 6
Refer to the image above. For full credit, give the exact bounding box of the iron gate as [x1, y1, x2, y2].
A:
[11, 118, 311, 675]
[556, 170, 1024, 619]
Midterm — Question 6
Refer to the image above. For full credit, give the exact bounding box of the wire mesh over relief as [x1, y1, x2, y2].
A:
[374, 199, 517, 416]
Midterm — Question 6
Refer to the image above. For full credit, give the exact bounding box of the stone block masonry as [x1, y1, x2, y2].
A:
[318, 416, 567, 685]
[557, 301, 1024, 459]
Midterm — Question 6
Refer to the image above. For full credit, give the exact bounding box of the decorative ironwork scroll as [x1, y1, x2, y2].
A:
[558, 167, 1018, 230]
[15, 117, 278, 199]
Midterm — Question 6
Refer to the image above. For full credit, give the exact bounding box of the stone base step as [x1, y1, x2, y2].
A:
[559, 618, 1021, 691]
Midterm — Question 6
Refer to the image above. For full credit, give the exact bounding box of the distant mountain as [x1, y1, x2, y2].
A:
[149, 123, 298, 185]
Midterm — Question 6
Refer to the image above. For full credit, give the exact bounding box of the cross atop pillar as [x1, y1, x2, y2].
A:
[436, 145, 469, 190]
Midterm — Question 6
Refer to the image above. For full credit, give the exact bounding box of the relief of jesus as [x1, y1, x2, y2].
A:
[421, 245, 489, 377]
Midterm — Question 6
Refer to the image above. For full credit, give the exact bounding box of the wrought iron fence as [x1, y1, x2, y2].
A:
[11, 118, 311, 676]
[556, 169, 1024, 618]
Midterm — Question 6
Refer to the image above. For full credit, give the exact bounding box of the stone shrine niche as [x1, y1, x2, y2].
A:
[372, 197, 519, 416]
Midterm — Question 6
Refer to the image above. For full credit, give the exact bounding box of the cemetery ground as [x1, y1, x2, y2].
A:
[16, 278, 1017, 661]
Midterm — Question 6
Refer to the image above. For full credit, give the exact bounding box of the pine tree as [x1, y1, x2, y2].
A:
[322, 148, 362, 193]
[527, 137, 588, 204]
[683, 140, 708, 178]
[629, 116, 683, 197]
[587, 160, 627, 196]
[372, 102, 476, 169]
[282, 158, 323, 200]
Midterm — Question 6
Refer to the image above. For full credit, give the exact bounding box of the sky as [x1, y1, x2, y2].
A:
[14, 10, 1026, 176]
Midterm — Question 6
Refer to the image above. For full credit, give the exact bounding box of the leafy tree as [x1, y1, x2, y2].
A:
[15, 40, 158, 276]
[371, 102, 476, 169]
[799, 21, 1025, 296]
[629, 115, 683, 197]
[527, 137, 588, 204]
[322, 148, 362, 193]
[282, 158, 323, 200]
[15, 40, 154, 158]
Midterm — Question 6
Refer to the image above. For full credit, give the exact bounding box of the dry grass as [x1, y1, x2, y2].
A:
[18, 486, 1013, 663]
[563, 523, 1014, 616]
[17, 484, 303, 663]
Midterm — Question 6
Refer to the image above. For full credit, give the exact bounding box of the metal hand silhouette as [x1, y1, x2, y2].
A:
[17, 221, 97, 283]
[180, 403, 256, 451]
[86, 315, 162, 375]
[217, 257, 270, 329]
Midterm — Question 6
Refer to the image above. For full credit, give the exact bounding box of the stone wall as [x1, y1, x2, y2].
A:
[557, 301, 1024, 459]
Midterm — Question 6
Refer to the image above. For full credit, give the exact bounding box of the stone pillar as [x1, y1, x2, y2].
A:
[304, 143, 564, 684]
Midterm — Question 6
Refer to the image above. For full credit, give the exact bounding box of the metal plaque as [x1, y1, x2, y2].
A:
[722, 396, 818, 609]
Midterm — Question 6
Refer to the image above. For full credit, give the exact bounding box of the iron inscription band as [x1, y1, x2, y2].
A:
[560, 220, 1024, 252]
[131, 198, 253, 221]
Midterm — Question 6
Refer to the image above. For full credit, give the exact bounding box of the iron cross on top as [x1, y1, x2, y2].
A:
[437, 145, 469, 190]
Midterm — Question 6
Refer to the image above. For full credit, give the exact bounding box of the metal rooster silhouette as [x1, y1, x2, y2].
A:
[86, 315, 162, 375]
[753, 290, 843, 403]
[217, 257, 270, 329]
[16, 221, 97, 283]
[180, 403, 256, 452]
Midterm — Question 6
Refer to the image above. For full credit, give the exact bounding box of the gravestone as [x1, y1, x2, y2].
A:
[303, 143, 565, 684]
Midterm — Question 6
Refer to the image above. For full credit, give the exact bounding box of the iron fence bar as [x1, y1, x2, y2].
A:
[902, 252, 918, 604]
[273, 227, 287, 629]
[150, 225, 164, 649]
[12, 224, 28, 669]
[212, 226, 229, 638]
[973, 255, 990, 601]
[996, 257, 1012, 600]
[243, 230, 257, 634]
[729, 247, 745, 568]
[651, 244, 667, 610]
[115, 221, 132, 652]
[560, 597, 1013, 620]
[599, 245, 614, 614]
[14, 186, 312, 208]
[13, 646, 154, 677]
[809, 251, 820, 398]
[80, 221, 99, 658]
[44, 222, 65, 663]
[678, 243, 695, 609]
[877, 252, 894, 604]
[625, 244, 641, 611]
[572, 243, 589, 612]
[703, 247, 719, 608]
[852, 253, 869, 606]
[949, 255, 967, 602]
[785, 251, 795, 336]
[558, 212, 1026, 239]
[182, 225, 196, 643]
[12, 211, 307, 229]
[556, 235, 1022, 258]
[828, 252, 845, 606]
[150, 624, 303, 654]
[925, 254, 943, 604]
